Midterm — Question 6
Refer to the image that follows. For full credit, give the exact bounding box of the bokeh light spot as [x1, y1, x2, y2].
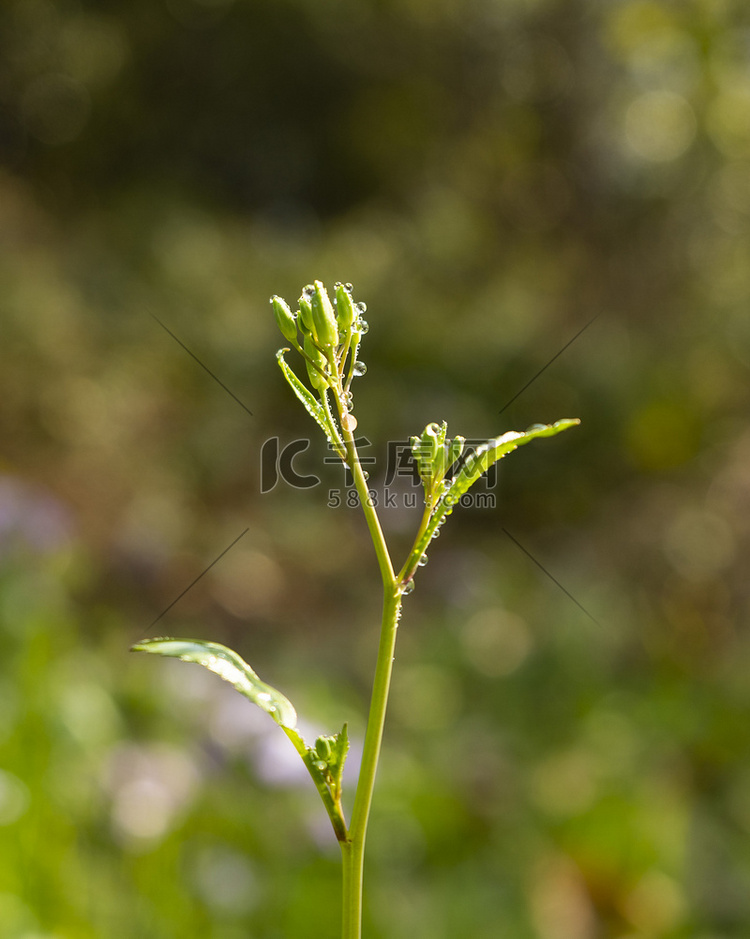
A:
[190, 846, 260, 915]
[531, 749, 598, 817]
[461, 607, 532, 677]
[625, 90, 696, 162]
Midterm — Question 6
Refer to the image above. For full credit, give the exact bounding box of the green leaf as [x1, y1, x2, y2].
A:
[408, 419, 580, 569]
[448, 419, 580, 504]
[276, 349, 344, 456]
[134, 638, 350, 839]
[132, 638, 297, 729]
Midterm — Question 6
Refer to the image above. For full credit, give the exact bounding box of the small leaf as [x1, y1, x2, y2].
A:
[132, 638, 297, 729]
[282, 723, 350, 842]
[325, 722, 350, 800]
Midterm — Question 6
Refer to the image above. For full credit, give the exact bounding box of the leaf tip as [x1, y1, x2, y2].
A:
[131, 638, 161, 653]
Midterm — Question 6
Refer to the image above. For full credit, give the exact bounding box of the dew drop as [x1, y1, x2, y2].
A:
[363, 470, 370, 480]
[402, 580, 415, 595]
[345, 283, 353, 292]
[417, 555, 429, 567]
[355, 302, 367, 314]
[342, 412, 358, 431]
[343, 391, 354, 409]
[302, 284, 314, 299]
[358, 319, 369, 334]
[353, 360, 367, 377]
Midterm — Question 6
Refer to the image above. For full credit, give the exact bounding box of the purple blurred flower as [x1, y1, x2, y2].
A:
[0, 475, 73, 555]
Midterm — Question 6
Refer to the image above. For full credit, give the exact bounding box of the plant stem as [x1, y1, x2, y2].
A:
[338, 395, 393, 590]
[342, 587, 402, 939]
[336, 407, 402, 938]
[397, 501, 434, 584]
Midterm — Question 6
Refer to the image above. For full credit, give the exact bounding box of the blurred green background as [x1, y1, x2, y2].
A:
[2, 0, 750, 936]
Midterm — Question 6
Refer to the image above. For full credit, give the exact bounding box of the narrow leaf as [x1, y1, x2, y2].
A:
[132, 638, 297, 729]
[276, 349, 345, 456]
[410, 419, 580, 564]
[449, 418, 579, 504]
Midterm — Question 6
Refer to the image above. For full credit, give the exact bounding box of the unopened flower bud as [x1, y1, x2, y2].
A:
[419, 423, 441, 479]
[335, 283, 355, 331]
[304, 334, 328, 391]
[298, 294, 315, 335]
[311, 281, 339, 348]
[315, 736, 333, 761]
[270, 296, 297, 342]
[448, 436, 465, 467]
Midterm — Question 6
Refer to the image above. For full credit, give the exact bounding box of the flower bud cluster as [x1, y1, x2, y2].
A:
[410, 422, 465, 501]
[270, 280, 369, 398]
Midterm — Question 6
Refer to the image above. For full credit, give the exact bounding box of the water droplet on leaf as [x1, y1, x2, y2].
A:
[417, 555, 429, 567]
[353, 361, 367, 377]
[402, 580, 415, 595]
[358, 319, 369, 334]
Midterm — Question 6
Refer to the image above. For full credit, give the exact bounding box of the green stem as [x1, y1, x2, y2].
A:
[342, 587, 402, 939]
[333, 393, 401, 939]
[337, 393, 394, 590]
[397, 501, 434, 585]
